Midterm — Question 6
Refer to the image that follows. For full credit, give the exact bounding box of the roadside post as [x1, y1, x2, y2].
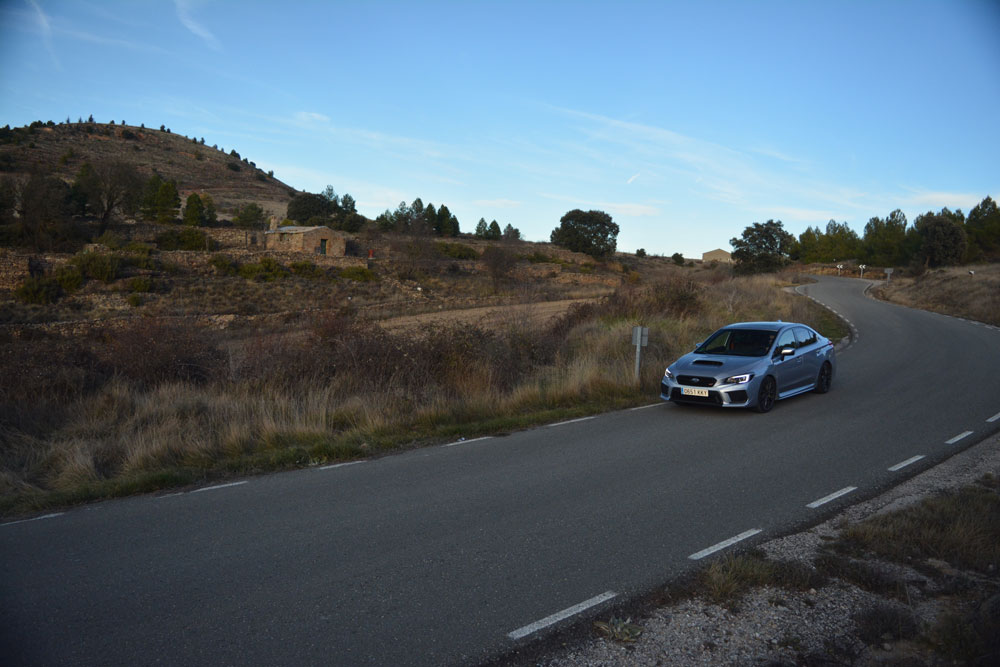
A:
[884, 267, 893, 283]
[859, 264, 867, 279]
[632, 326, 649, 384]
[836, 264, 843, 276]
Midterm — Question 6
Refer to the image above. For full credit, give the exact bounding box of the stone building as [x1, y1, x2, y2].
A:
[702, 248, 732, 263]
[264, 225, 345, 256]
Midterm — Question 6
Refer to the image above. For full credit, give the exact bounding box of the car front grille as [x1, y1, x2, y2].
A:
[677, 375, 717, 387]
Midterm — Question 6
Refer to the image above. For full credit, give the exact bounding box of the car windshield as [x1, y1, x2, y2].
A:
[695, 329, 777, 357]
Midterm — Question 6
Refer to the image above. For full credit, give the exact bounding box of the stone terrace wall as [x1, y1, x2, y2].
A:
[160, 250, 367, 273]
[0, 250, 71, 290]
[0, 250, 31, 290]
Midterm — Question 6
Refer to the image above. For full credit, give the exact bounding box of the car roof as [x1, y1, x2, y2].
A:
[723, 321, 801, 331]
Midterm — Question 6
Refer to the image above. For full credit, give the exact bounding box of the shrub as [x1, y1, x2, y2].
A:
[239, 257, 288, 281]
[127, 293, 142, 307]
[127, 276, 153, 293]
[55, 265, 84, 293]
[209, 254, 239, 276]
[290, 261, 326, 280]
[436, 242, 478, 260]
[339, 266, 376, 282]
[15, 276, 62, 304]
[71, 252, 120, 283]
[636, 248, 646, 257]
[95, 231, 123, 250]
[524, 251, 554, 264]
[226, 162, 241, 172]
[155, 227, 215, 251]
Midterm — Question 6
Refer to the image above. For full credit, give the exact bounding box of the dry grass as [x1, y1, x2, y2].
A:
[831, 475, 1000, 574]
[873, 262, 1000, 326]
[0, 271, 847, 515]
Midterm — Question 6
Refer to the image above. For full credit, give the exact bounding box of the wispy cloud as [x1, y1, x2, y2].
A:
[174, 0, 221, 51]
[901, 189, 983, 212]
[293, 111, 330, 123]
[58, 27, 171, 55]
[27, 0, 59, 69]
[627, 172, 640, 184]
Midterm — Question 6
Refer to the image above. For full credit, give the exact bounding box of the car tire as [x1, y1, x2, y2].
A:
[753, 376, 776, 413]
[814, 362, 832, 394]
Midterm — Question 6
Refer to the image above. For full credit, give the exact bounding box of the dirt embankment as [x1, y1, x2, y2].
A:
[871, 263, 1000, 327]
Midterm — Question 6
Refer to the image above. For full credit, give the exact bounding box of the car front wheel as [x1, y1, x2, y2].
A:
[814, 362, 832, 394]
[753, 376, 776, 413]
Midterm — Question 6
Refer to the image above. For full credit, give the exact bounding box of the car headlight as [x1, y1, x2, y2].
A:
[723, 373, 753, 384]
[664, 368, 674, 380]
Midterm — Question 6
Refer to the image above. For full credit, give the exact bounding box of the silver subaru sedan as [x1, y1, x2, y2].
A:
[660, 321, 836, 413]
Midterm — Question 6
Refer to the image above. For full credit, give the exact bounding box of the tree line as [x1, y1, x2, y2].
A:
[731, 196, 999, 274]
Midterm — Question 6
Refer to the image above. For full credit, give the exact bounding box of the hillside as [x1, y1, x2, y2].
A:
[0, 120, 297, 217]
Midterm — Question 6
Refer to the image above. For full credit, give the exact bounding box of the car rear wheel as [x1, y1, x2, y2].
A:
[753, 376, 776, 413]
[814, 362, 832, 394]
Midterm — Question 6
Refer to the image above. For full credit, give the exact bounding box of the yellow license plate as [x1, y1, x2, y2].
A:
[682, 387, 709, 397]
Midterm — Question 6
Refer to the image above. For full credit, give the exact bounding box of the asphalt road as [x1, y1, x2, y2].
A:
[3, 276, 999, 666]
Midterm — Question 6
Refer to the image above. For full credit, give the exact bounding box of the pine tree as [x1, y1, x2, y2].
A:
[183, 193, 205, 226]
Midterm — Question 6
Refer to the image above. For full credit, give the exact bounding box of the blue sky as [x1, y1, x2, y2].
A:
[2, 0, 998, 257]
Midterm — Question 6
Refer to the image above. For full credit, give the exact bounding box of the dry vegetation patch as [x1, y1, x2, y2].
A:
[1, 270, 844, 515]
[873, 263, 1000, 326]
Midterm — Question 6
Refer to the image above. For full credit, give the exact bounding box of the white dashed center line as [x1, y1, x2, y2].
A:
[945, 431, 973, 445]
[688, 528, 762, 560]
[888, 455, 925, 472]
[987, 412, 1000, 423]
[807, 486, 857, 509]
[508, 591, 616, 640]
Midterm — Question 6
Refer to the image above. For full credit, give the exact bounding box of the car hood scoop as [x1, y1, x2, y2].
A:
[692, 360, 724, 366]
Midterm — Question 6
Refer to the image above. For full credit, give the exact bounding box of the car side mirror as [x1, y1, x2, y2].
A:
[779, 346, 795, 358]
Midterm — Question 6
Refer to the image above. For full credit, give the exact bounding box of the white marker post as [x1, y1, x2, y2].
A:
[632, 326, 649, 384]
[884, 267, 893, 283]
[859, 264, 867, 279]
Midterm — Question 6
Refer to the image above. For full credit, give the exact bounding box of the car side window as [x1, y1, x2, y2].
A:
[774, 330, 796, 355]
[793, 327, 816, 349]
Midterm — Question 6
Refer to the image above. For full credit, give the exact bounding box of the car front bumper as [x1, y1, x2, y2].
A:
[660, 378, 754, 408]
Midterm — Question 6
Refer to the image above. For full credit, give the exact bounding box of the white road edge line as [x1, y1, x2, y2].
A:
[630, 403, 661, 411]
[688, 529, 762, 560]
[548, 416, 596, 428]
[987, 412, 1000, 423]
[1, 512, 64, 527]
[888, 455, 925, 472]
[191, 481, 248, 493]
[945, 431, 973, 445]
[443, 436, 493, 448]
[508, 591, 617, 640]
[807, 486, 857, 509]
[319, 460, 367, 470]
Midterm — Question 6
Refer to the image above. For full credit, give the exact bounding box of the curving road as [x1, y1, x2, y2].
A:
[2, 276, 999, 666]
